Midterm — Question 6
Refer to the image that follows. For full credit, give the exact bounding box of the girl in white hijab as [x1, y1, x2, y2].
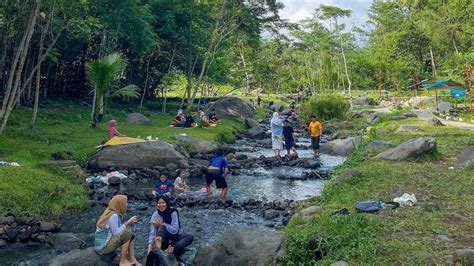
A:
[270, 112, 283, 157]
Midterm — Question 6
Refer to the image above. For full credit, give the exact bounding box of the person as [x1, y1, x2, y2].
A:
[257, 96, 262, 107]
[108, 120, 124, 139]
[288, 109, 298, 123]
[270, 112, 284, 158]
[94, 195, 140, 266]
[205, 150, 229, 199]
[183, 115, 195, 128]
[152, 174, 173, 197]
[171, 109, 185, 127]
[208, 108, 220, 123]
[282, 120, 298, 157]
[199, 110, 210, 128]
[174, 170, 189, 193]
[146, 196, 194, 262]
[290, 101, 296, 110]
[308, 115, 323, 158]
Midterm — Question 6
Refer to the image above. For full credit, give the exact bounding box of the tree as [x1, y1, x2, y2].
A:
[85, 53, 139, 127]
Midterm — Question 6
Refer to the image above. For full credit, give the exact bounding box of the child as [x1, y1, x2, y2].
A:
[174, 170, 189, 193]
[283, 119, 298, 156]
[108, 120, 124, 139]
[152, 174, 173, 197]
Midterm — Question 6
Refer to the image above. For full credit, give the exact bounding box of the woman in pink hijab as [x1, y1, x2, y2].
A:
[108, 120, 124, 139]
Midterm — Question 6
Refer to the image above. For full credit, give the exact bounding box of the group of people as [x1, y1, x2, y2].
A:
[95, 195, 194, 266]
[270, 112, 323, 159]
[171, 108, 220, 128]
[94, 150, 231, 265]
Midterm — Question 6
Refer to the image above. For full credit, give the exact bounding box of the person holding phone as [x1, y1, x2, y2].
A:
[95, 195, 141, 266]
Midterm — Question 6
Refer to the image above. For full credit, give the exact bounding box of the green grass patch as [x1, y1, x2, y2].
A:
[0, 99, 244, 216]
[284, 112, 474, 265]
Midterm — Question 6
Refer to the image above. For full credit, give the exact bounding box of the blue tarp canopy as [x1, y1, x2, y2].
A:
[423, 79, 464, 90]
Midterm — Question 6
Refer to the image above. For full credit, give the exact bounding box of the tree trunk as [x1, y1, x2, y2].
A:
[31, 22, 46, 128]
[239, 44, 250, 95]
[139, 52, 153, 113]
[430, 49, 438, 78]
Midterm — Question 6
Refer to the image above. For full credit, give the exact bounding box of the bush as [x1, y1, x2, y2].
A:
[301, 94, 350, 121]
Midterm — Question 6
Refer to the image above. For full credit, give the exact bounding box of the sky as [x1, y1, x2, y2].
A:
[279, 0, 373, 29]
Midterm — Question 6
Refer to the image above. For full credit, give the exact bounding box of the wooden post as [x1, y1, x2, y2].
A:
[435, 89, 439, 111]
[465, 64, 472, 120]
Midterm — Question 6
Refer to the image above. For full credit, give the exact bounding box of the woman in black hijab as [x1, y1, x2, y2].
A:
[146, 196, 193, 259]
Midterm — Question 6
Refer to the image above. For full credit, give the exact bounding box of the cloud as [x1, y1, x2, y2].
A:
[279, 0, 372, 29]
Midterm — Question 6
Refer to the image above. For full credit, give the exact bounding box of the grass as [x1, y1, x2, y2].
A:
[0, 99, 244, 217]
[283, 111, 474, 265]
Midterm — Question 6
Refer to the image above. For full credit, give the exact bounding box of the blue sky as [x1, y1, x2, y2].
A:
[280, 0, 372, 29]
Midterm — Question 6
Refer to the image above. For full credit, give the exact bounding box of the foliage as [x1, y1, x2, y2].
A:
[301, 94, 349, 121]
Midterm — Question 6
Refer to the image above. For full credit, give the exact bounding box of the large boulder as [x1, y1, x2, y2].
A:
[320, 137, 362, 156]
[192, 229, 285, 266]
[245, 118, 265, 140]
[175, 134, 218, 153]
[366, 140, 392, 152]
[456, 146, 474, 169]
[49, 247, 118, 266]
[88, 141, 189, 169]
[270, 103, 284, 112]
[375, 137, 437, 160]
[426, 117, 443, 126]
[207, 97, 254, 120]
[126, 113, 150, 125]
[352, 97, 375, 106]
[47, 233, 87, 253]
[245, 118, 260, 128]
[437, 101, 453, 114]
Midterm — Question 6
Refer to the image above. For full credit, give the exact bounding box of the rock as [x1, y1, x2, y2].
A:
[403, 111, 417, 117]
[270, 103, 284, 112]
[87, 141, 189, 170]
[331, 261, 349, 266]
[176, 135, 218, 154]
[281, 108, 292, 115]
[207, 97, 254, 120]
[388, 115, 407, 121]
[352, 97, 374, 106]
[337, 121, 353, 129]
[436, 234, 453, 242]
[108, 176, 120, 185]
[351, 110, 373, 118]
[407, 96, 432, 107]
[303, 160, 321, 169]
[173, 144, 190, 159]
[455, 248, 474, 264]
[334, 169, 358, 185]
[320, 137, 362, 156]
[0, 239, 6, 247]
[166, 163, 179, 172]
[19, 226, 39, 242]
[445, 255, 454, 265]
[301, 206, 322, 222]
[126, 112, 150, 125]
[146, 248, 179, 266]
[367, 112, 382, 124]
[39, 221, 58, 232]
[192, 229, 285, 266]
[366, 140, 392, 152]
[456, 146, 474, 169]
[48, 233, 86, 252]
[397, 125, 422, 132]
[263, 209, 280, 220]
[0, 216, 15, 225]
[49, 247, 118, 266]
[425, 117, 443, 126]
[375, 137, 437, 160]
[235, 154, 248, 160]
[6, 228, 17, 241]
[245, 118, 260, 129]
[247, 127, 266, 140]
[437, 101, 453, 114]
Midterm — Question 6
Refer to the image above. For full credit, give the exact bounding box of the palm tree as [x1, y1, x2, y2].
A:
[85, 53, 139, 127]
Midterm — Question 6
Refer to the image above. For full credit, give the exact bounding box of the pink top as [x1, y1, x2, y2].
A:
[108, 120, 123, 139]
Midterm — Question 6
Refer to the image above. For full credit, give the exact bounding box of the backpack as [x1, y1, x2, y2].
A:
[183, 116, 194, 128]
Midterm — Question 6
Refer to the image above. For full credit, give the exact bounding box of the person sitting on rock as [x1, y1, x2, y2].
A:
[171, 109, 185, 127]
[108, 120, 124, 139]
[94, 195, 140, 266]
[152, 174, 173, 197]
[208, 108, 220, 124]
[174, 170, 189, 193]
[146, 195, 194, 261]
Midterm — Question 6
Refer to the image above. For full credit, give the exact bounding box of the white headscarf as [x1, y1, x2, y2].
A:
[177, 109, 183, 115]
[270, 112, 282, 126]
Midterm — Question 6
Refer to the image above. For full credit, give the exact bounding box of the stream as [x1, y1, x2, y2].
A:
[1, 133, 345, 265]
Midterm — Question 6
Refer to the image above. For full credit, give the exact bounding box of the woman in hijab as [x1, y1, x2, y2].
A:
[95, 195, 140, 266]
[147, 196, 193, 260]
[108, 120, 124, 139]
[270, 112, 284, 157]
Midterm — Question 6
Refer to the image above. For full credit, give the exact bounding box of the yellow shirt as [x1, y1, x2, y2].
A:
[309, 121, 322, 137]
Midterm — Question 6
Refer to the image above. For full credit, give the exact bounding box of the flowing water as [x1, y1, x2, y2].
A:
[1, 136, 345, 265]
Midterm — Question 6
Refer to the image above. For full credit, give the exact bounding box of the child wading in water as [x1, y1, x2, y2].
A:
[174, 170, 189, 193]
[282, 119, 298, 157]
[152, 174, 173, 197]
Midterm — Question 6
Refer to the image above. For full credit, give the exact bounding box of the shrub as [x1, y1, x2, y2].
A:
[301, 94, 350, 121]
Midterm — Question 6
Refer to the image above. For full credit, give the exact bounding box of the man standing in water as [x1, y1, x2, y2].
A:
[206, 150, 229, 199]
[308, 115, 323, 158]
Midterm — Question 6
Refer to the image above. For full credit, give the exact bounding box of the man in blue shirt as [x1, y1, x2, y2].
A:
[205, 150, 229, 199]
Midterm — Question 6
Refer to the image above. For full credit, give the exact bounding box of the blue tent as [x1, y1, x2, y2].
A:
[423, 79, 464, 90]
